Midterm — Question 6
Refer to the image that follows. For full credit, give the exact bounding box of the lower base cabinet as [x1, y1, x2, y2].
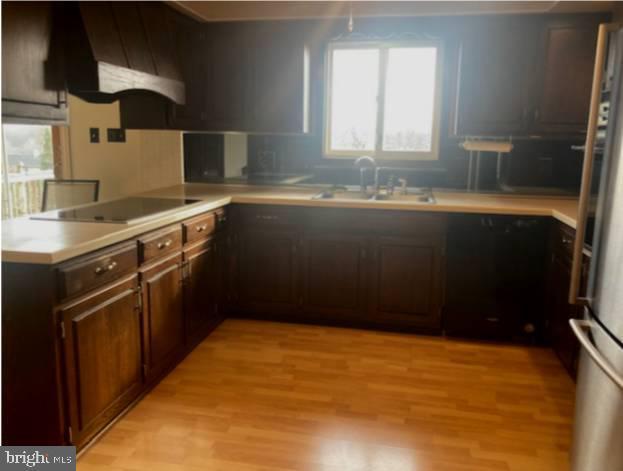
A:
[546, 222, 589, 379]
[547, 252, 582, 377]
[60, 275, 143, 448]
[301, 233, 367, 320]
[237, 229, 300, 316]
[183, 237, 220, 345]
[140, 253, 185, 382]
[233, 206, 446, 331]
[370, 236, 444, 330]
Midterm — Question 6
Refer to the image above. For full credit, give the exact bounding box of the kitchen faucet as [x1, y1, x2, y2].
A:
[354, 156, 377, 197]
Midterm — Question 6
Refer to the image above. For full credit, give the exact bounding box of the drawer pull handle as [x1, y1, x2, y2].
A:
[257, 215, 278, 220]
[94, 261, 117, 274]
[157, 239, 173, 249]
[562, 236, 573, 245]
[196, 224, 208, 232]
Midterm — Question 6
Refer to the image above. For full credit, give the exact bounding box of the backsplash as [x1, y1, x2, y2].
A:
[247, 134, 584, 192]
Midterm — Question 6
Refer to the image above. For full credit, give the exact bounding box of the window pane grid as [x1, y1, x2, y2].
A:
[325, 42, 441, 160]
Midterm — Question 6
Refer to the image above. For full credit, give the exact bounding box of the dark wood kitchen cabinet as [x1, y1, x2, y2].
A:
[183, 238, 220, 346]
[531, 16, 601, 135]
[453, 14, 605, 137]
[248, 21, 310, 134]
[300, 233, 367, 320]
[547, 222, 590, 379]
[236, 228, 300, 316]
[203, 22, 252, 131]
[140, 253, 185, 382]
[122, 20, 311, 133]
[453, 16, 534, 136]
[1, 1, 67, 123]
[232, 206, 446, 331]
[60, 275, 143, 448]
[370, 236, 444, 331]
[167, 10, 208, 130]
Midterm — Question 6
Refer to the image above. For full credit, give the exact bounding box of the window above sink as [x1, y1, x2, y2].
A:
[323, 40, 443, 161]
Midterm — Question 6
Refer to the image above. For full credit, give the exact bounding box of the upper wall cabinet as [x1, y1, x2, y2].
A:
[247, 22, 310, 134]
[452, 14, 605, 137]
[63, 2, 185, 104]
[453, 16, 535, 136]
[531, 16, 602, 135]
[1, 2, 68, 124]
[203, 22, 254, 132]
[120, 20, 311, 134]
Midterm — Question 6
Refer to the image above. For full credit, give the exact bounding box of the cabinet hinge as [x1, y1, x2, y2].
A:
[59, 322, 66, 339]
[67, 426, 73, 443]
[135, 287, 143, 312]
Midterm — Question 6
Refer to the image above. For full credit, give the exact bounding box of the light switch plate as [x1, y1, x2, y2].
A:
[89, 128, 99, 143]
[107, 128, 126, 143]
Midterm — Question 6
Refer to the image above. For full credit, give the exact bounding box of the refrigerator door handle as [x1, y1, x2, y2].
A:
[569, 24, 611, 305]
[570, 319, 623, 389]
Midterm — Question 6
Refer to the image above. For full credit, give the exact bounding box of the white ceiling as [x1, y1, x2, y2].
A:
[169, 1, 615, 22]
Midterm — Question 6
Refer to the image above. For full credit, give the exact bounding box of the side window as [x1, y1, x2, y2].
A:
[2, 124, 63, 219]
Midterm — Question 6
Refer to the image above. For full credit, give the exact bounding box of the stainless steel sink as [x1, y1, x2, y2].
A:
[377, 193, 436, 204]
[311, 187, 436, 204]
[311, 189, 373, 201]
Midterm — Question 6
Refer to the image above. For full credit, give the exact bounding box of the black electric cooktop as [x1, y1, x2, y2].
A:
[31, 197, 202, 223]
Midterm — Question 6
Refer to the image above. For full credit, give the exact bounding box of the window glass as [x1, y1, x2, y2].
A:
[382, 47, 437, 152]
[2, 124, 56, 219]
[324, 42, 441, 160]
[329, 48, 380, 152]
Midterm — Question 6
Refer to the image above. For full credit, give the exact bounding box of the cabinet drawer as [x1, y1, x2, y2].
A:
[308, 208, 446, 236]
[139, 225, 183, 264]
[183, 212, 216, 245]
[237, 205, 303, 230]
[57, 242, 138, 301]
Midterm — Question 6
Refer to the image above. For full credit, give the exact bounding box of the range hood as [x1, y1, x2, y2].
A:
[63, 2, 185, 104]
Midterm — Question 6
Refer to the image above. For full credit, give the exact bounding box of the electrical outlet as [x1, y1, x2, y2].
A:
[89, 128, 99, 143]
[107, 128, 126, 143]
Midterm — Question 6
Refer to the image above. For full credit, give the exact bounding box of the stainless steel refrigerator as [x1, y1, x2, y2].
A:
[568, 23, 623, 471]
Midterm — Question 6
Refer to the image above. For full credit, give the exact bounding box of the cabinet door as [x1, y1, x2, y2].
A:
[183, 239, 219, 346]
[168, 11, 207, 130]
[204, 22, 251, 131]
[531, 17, 600, 135]
[61, 276, 143, 448]
[1, 2, 67, 123]
[301, 233, 366, 320]
[237, 229, 299, 316]
[453, 17, 534, 136]
[547, 252, 581, 378]
[370, 236, 443, 330]
[248, 22, 309, 133]
[141, 254, 184, 381]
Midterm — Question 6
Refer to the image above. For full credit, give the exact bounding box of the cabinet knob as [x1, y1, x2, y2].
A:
[196, 224, 208, 232]
[157, 239, 172, 249]
[94, 260, 117, 274]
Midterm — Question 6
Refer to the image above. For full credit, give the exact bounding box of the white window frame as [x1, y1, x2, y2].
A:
[323, 40, 443, 161]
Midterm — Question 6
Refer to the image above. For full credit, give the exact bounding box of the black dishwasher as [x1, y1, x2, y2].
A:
[444, 214, 549, 342]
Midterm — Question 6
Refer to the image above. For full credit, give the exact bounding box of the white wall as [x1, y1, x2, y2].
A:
[66, 95, 184, 201]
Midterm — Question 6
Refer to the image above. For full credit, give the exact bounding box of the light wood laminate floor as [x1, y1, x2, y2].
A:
[78, 319, 575, 471]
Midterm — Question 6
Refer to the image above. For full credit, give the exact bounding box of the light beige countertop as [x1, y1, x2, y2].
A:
[2, 183, 579, 265]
